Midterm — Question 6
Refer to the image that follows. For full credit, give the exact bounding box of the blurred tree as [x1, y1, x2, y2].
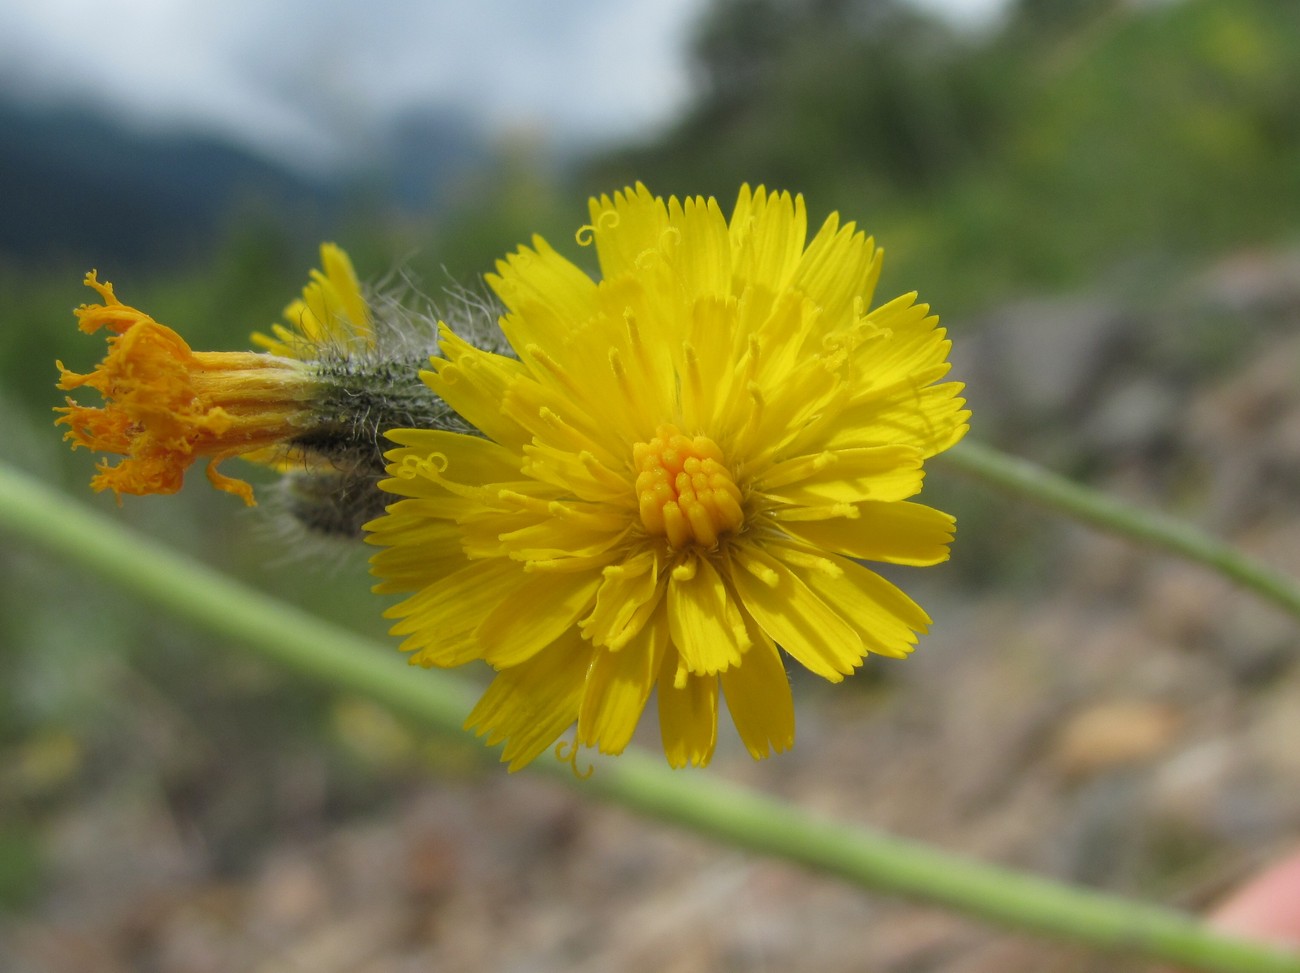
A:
[1008, 0, 1124, 37]
[586, 0, 1300, 315]
[588, 0, 1002, 215]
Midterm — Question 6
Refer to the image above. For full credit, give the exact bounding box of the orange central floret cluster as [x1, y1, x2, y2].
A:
[633, 424, 744, 549]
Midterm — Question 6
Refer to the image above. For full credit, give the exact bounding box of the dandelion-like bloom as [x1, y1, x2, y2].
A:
[367, 184, 969, 770]
[57, 244, 374, 505]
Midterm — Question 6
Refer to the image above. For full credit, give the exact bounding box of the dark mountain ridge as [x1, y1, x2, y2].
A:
[0, 98, 490, 272]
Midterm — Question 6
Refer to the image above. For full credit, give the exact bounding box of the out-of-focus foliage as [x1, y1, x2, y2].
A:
[586, 0, 1300, 313]
[598, 0, 998, 206]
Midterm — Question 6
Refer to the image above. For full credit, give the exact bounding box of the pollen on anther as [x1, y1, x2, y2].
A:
[632, 424, 744, 549]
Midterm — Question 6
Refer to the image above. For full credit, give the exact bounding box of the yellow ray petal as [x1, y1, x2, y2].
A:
[823, 381, 970, 458]
[720, 624, 795, 760]
[666, 555, 750, 676]
[487, 235, 600, 349]
[800, 553, 932, 660]
[667, 194, 732, 304]
[729, 185, 808, 299]
[778, 500, 955, 566]
[477, 570, 603, 668]
[756, 445, 925, 506]
[726, 544, 864, 682]
[657, 655, 719, 769]
[466, 630, 592, 771]
[581, 551, 663, 650]
[578, 607, 669, 754]
[585, 183, 670, 281]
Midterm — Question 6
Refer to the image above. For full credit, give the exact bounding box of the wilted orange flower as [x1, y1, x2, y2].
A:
[56, 245, 373, 505]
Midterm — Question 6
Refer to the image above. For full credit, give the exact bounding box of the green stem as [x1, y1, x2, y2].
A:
[2, 461, 1297, 973]
[938, 440, 1300, 621]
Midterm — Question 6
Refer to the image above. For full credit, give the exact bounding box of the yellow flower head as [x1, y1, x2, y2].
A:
[366, 184, 970, 770]
[56, 244, 373, 505]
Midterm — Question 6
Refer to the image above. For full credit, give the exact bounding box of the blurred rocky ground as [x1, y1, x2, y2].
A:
[4, 247, 1300, 973]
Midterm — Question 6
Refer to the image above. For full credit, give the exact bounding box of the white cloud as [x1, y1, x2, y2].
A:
[0, 0, 346, 163]
[907, 0, 1010, 27]
[0, 0, 707, 168]
[0, 0, 1009, 169]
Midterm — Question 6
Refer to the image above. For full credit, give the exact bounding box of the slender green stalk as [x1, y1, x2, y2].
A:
[2, 460, 1297, 973]
[939, 440, 1300, 621]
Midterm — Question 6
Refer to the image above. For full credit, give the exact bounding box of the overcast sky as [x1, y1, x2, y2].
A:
[0, 0, 1010, 170]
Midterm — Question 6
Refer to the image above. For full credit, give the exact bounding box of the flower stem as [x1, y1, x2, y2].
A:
[938, 440, 1300, 621]
[1, 461, 1297, 973]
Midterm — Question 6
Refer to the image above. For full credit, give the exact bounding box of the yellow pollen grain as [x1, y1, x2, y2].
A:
[633, 424, 743, 549]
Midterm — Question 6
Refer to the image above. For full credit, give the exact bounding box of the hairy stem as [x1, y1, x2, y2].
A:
[1, 461, 1296, 972]
[938, 440, 1300, 621]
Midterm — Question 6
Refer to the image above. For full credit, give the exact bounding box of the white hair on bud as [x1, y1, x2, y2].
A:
[265, 260, 511, 544]
[367, 262, 511, 360]
[248, 472, 378, 572]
